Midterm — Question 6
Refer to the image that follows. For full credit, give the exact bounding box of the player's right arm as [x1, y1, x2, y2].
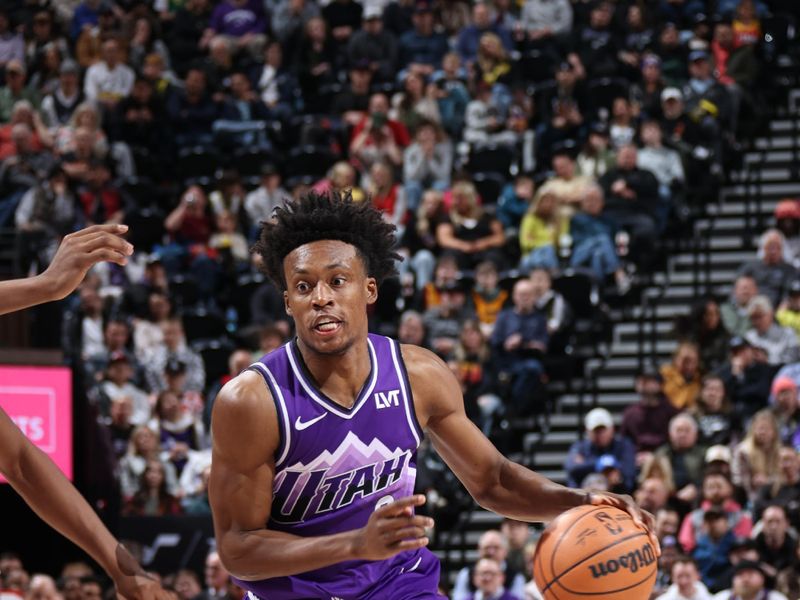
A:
[209, 371, 433, 580]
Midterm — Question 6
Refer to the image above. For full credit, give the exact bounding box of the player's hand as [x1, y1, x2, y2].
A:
[586, 491, 660, 557]
[41, 224, 134, 300]
[113, 545, 176, 600]
[351, 495, 433, 561]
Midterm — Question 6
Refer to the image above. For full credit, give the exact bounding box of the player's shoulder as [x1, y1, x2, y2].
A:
[398, 343, 451, 381]
[213, 368, 278, 429]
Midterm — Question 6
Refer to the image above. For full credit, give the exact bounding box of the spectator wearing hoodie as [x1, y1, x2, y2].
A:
[657, 556, 713, 600]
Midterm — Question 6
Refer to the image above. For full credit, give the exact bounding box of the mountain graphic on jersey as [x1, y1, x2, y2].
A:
[272, 431, 414, 524]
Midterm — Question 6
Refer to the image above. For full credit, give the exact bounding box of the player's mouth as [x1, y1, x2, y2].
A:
[313, 319, 342, 334]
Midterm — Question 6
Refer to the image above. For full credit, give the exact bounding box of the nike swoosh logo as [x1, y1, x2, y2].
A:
[295, 413, 327, 430]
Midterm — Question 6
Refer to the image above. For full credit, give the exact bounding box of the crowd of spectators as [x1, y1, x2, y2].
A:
[0, 0, 797, 598]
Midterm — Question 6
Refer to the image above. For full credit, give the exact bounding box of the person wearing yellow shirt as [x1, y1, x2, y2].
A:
[519, 190, 562, 272]
[660, 342, 703, 410]
[776, 281, 800, 338]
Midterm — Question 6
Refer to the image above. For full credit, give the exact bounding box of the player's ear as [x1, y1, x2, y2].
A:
[366, 277, 378, 305]
[284, 290, 292, 316]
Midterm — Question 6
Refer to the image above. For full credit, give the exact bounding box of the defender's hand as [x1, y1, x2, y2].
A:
[41, 224, 134, 300]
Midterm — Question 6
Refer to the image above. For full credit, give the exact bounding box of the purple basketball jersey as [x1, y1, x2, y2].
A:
[235, 334, 443, 599]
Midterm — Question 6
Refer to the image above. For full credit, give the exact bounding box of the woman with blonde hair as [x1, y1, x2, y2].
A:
[518, 190, 561, 272]
[474, 32, 513, 88]
[436, 180, 506, 269]
[638, 453, 676, 493]
[117, 425, 179, 501]
[732, 409, 783, 500]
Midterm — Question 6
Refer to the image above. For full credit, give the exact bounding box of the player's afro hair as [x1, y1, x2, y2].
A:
[253, 190, 401, 290]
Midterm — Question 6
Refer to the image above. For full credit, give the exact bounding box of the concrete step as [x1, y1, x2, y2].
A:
[560, 392, 637, 408]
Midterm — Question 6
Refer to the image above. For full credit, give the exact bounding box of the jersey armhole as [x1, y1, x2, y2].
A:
[246, 364, 291, 469]
[389, 339, 425, 446]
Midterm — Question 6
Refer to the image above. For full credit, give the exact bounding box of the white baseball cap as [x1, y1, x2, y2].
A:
[585, 408, 614, 431]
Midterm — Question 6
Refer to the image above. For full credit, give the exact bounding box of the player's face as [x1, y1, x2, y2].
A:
[283, 240, 377, 356]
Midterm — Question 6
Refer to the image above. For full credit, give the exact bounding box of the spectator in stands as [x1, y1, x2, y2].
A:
[635, 477, 672, 514]
[679, 470, 752, 554]
[40, 59, 83, 128]
[599, 144, 661, 254]
[174, 570, 203, 600]
[181, 463, 212, 515]
[470, 260, 508, 337]
[655, 413, 706, 504]
[61, 283, 105, 365]
[608, 97, 637, 150]
[621, 369, 680, 459]
[423, 279, 475, 359]
[397, 309, 428, 347]
[399, 189, 445, 291]
[272, 0, 319, 46]
[771, 378, 800, 449]
[151, 388, 205, 477]
[132, 290, 170, 360]
[490, 278, 548, 417]
[565, 407, 637, 492]
[715, 561, 787, 600]
[745, 295, 800, 366]
[659, 557, 713, 600]
[437, 181, 506, 270]
[692, 376, 737, 447]
[456, 2, 512, 64]
[463, 81, 518, 149]
[398, 1, 447, 75]
[429, 53, 470, 139]
[368, 160, 407, 234]
[195, 551, 230, 600]
[568, 184, 630, 292]
[501, 519, 531, 583]
[755, 505, 797, 574]
[453, 530, 526, 600]
[399, 121, 450, 211]
[661, 343, 703, 410]
[143, 317, 205, 393]
[15, 164, 78, 270]
[123, 459, 182, 517]
[105, 395, 134, 460]
[77, 160, 127, 226]
[392, 71, 441, 132]
[206, 0, 267, 60]
[577, 123, 615, 180]
[715, 336, 776, 420]
[450, 319, 499, 433]
[541, 151, 593, 211]
[734, 409, 783, 501]
[83, 39, 134, 109]
[0, 122, 56, 227]
[0, 10, 24, 69]
[0, 60, 40, 124]
[638, 119, 685, 207]
[777, 282, 800, 339]
[96, 350, 150, 425]
[676, 298, 731, 373]
[753, 447, 800, 531]
[738, 230, 798, 308]
[694, 507, 737, 590]
[118, 425, 179, 500]
[722, 275, 760, 337]
[244, 164, 287, 234]
[520, 0, 573, 41]
[27, 574, 60, 600]
[468, 557, 522, 600]
[497, 174, 534, 232]
[575, 1, 618, 79]
[214, 72, 273, 151]
[293, 16, 338, 108]
[346, 6, 397, 83]
[166, 67, 218, 148]
[519, 191, 559, 272]
[529, 268, 567, 340]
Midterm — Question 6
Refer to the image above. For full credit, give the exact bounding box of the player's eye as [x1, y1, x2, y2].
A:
[296, 282, 310, 293]
[332, 277, 345, 286]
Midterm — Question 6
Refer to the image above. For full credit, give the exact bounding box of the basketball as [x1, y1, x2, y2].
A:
[533, 504, 657, 600]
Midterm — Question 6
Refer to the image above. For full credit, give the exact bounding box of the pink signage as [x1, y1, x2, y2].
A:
[0, 366, 73, 482]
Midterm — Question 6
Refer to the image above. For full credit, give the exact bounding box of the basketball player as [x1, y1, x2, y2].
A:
[209, 194, 658, 599]
[0, 224, 171, 600]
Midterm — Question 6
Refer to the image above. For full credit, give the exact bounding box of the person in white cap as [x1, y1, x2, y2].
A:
[565, 407, 637, 492]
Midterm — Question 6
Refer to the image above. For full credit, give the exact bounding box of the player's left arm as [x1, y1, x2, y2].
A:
[0, 407, 171, 600]
[404, 345, 658, 540]
[0, 224, 133, 316]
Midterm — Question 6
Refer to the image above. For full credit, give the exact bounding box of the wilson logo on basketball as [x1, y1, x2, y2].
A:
[587, 543, 656, 578]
